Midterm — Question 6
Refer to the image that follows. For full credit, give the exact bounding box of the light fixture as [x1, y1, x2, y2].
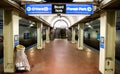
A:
[30, 24, 34, 27]
[73, 0, 93, 2]
[20, 0, 46, 2]
[29, 22, 35, 27]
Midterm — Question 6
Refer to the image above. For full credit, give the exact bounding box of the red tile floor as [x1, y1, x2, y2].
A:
[0, 39, 120, 74]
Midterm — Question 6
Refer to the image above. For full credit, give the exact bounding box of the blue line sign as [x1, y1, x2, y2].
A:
[66, 4, 93, 14]
[25, 4, 52, 14]
[100, 37, 104, 49]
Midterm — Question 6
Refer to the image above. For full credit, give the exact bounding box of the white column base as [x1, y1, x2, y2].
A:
[46, 41, 50, 43]
[37, 46, 42, 49]
[78, 47, 83, 50]
[43, 42, 45, 48]
[72, 41, 75, 43]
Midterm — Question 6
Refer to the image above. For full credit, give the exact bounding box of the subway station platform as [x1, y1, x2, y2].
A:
[0, 0, 120, 74]
[0, 39, 120, 74]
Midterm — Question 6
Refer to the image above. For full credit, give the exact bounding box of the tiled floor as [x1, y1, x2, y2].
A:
[0, 39, 120, 74]
[16, 39, 99, 74]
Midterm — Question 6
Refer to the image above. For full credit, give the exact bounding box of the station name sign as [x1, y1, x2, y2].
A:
[66, 4, 93, 14]
[25, 4, 93, 14]
[26, 4, 52, 14]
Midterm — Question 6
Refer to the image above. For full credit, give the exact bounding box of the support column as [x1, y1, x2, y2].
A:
[46, 27, 50, 43]
[77, 23, 84, 50]
[99, 10, 116, 74]
[72, 27, 75, 43]
[37, 23, 43, 49]
[3, 10, 19, 73]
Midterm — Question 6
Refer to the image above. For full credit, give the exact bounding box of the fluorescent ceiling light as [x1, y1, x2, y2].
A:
[20, 0, 46, 2]
[30, 24, 34, 27]
[73, 0, 93, 2]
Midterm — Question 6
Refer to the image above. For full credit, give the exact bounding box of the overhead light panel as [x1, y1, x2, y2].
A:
[30, 24, 34, 27]
[20, 0, 46, 2]
[73, 0, 93, 2]
[20, 0, 46, 4]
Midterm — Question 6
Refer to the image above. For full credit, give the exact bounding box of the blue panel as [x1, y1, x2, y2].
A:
[100, 37, 104, 49]
[97, 33, 100, 41]
[14, 41, 19, 47]
[66, 4, 93, 14]
[25, 4, 52, 14]
[116, 26, 120, 30]
[100, 43, 104, 48]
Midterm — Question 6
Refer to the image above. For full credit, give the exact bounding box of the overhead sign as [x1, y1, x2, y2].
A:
[25, 4, 93, 14]
[66, 4, 93, 14]
[25, 4, 52, 14]
[52, 4, 66, 13]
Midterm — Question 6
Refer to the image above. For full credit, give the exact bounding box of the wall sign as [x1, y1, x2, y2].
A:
[97, 33, 100, 40]
[25, 4, 52, 14]
[100, 37, 104, 49]
[52, 4, 66, 13]
[14, 35, 19, 47]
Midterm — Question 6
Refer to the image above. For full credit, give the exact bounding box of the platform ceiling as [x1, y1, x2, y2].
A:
[0, 0, 120, 28]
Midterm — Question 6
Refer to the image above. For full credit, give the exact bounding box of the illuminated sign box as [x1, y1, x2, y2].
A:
[25, 4, 52, 14]
[52, 4, 66, 13]
[73, 0, 93, 2]
[66, 4, 93, 14]
[25, 4, 93, 14]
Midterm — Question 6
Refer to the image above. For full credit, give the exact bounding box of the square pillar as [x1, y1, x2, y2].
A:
[3, 10, 19, 73]
[72, 27, 75, 43]
[99, 10, 116, 74]
[77, 23, 84, 50]
[37, 23, 43, 49]
[46, 27, 50, 43]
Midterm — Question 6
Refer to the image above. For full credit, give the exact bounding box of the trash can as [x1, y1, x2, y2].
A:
[15, 45, 30, 71]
